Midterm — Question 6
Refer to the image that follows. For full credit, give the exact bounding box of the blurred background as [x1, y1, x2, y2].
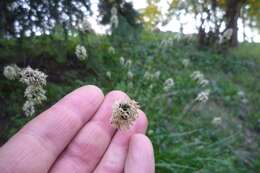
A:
[0, 0, 260, 172]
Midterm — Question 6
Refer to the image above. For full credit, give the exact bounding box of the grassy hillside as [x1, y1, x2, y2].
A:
[0, 31, 260, 172]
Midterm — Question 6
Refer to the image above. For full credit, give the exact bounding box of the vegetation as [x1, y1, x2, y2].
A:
[0, 31, 259, 172]
[142, 0, 260, 47]
[0, 0, 93, 37]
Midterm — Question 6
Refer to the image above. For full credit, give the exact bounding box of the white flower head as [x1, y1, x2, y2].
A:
[111, 6, 118, 15]
[23, 100, 35, 116]
[145, 71, 160, 80]
[154, 71, 161, 79]
[212, 117, 222, 126]
[106, 71, 111, 79]
[4, 65, 48, 116]
[125, 59, 132, 68]
[182, 59, 190, 67]
[191, 71, 209, 87]
[75, 44, 87, 61]
[119, 56, 125, 65]
[195, 89, 210, 103]
[110, 15, 119, 28]
[127, 70, 134, 79]
[144, 71, 152, 80]
[3, 64, 21, 80]
[111, 99, 140, 130]
[110, 7, 119, 29]
[128, 81, 134, 88]
[164, 78, 174, 91]
[149, 84, 154, 89]
[20, 66, 47, 86]
[108, 46, 116, 54]
[199, 79, 209, 87]
[237, 90, 248, 103]
[24, 85, 47, 104]
[191, 71, 204, 81]
[237, 90, 245, 97]
[241, 98, 248, 104]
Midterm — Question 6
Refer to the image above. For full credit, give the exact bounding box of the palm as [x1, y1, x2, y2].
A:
[0, 85, 154, 173]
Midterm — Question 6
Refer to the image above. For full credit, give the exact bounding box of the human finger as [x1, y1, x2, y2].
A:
[93, 110, 148, 173]
[124, 134, 155, 173]
[49, 90, 128, 173]
[0, 85, 104, 173]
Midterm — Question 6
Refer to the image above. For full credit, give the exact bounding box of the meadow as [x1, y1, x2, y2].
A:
[0, 31, 260, 172]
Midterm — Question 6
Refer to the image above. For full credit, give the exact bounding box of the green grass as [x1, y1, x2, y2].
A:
[0, 31, 260, 172]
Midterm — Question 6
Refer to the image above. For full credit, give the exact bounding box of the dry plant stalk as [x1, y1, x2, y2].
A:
[111, 99, 140, 130]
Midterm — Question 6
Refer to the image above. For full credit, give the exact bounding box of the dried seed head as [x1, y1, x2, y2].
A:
[111, 99, 140, 130]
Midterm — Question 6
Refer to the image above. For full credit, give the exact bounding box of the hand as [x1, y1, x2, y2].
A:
[0, 85, 154, 173]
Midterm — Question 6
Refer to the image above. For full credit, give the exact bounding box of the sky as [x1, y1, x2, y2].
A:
[89, 0, 260, 42]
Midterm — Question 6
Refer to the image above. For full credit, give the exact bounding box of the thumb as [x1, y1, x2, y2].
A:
[124, 134, 155, 173]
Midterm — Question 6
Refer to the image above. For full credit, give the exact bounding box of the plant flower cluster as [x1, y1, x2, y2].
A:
[3, 65, 47, 116]
[108, 46, 116, 54]
[182, 59, 190, 67]
[144, 70, 161, 81]
[191, 71, 209, 87]
[237, 90, 248, 104]
[191, 71, 211, 103]
[3, 64, 21, 80]
[195, 89, 210, 103]
[212, 116, 222, 126]
[20, 67, 47, 116]
[163, 78, 175, 91]
[75, 44, 88, 61]
[119, 56, 134, 79]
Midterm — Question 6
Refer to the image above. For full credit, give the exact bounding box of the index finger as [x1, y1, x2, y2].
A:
[0, 85, 104, 173]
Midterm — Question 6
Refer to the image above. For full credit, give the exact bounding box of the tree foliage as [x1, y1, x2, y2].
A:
[0, 0, 91, 38]
[98, 0, 139, 27]
[139, 0, 161, 30]
[166, 0, 260, 46]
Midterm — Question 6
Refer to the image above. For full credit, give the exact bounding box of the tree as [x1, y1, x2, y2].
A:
[166, 0, 260, 47]
[0, 0, 91, 38]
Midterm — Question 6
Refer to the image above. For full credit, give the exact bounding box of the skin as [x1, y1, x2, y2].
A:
[0, 85, 155, 173]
